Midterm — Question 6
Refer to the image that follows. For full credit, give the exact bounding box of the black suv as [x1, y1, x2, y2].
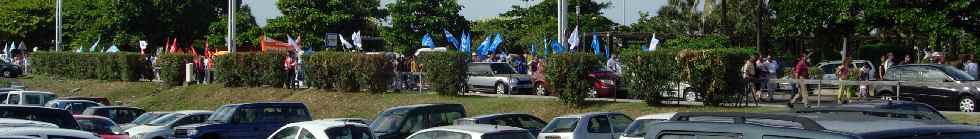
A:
[0, 105, 79, 129]
[173, 102, 311, 139]
[644, 112, 980, 139]
[796, 100, 946, 120]
[876, 64, 979, 112]
[370, 103, 466, 139]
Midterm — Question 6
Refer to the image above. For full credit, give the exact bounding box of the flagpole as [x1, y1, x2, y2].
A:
[55, 0, 62, 51]
[227, 0, 237, 53]
[558, 0, 567, 48]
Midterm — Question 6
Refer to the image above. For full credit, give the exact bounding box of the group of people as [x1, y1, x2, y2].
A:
[742, 54, 781, 102]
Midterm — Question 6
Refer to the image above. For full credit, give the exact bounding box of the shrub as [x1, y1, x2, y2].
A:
[31, 52, 147, 81]
[661, 35, 730, 49]
[677, 48, 755, 106]
[303, 52, 392, 93]
[157, 53, 194, 86]
[545, 53, 601, 106]
[621, 49, 681, 105]
[213, 52, 287, 87]
[418, 51, 468, 96]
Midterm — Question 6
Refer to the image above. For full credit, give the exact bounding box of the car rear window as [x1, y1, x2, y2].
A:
[0, 107, 78, 129]
[77, 118, 122, 134]
[624, 119, 666, 137]
[482, 131, 534, 139]
[325, 126, 374, 139]
[541, 118, 578, 133]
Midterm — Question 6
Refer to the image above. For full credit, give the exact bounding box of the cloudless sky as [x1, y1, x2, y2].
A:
[249, 0, 668, 27]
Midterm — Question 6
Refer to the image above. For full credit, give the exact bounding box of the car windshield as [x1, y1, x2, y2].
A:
[942, 66, 977, 81]
[77, 118, 122, 134]
[369, 108, 408, 133]
[624, 119, 665, 137]
[482, 131, 534, 139]
[490, 64, 517, 74]
[131, 112, 168, 125]
[325, 126, 374, 139]
[207, 106, 237, 122]
[541, 118, 578, 133]
[890, 132, 980, 139]
[147, 113, 184, 126]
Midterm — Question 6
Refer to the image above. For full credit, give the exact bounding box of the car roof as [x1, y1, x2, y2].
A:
[85, 106, 142, 110]
[49, 99, 98, 103]
[426, 124, 527, 134]
[0, 118, 58, 128]
[636, 112, 677, 120]
[0, 104, 65, 111]
[463, 113, 533, 120]
[172, 110, 213, 115]
[7, 91, 54, 95]
[60, 96, 106, 99]
[556, 112, 625, 118]
[284, 120, 370, 131]
[385, 103, 462, 111]
[225, 102, 306, 107]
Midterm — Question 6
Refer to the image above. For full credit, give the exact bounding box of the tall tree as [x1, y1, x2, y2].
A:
[266, 0, 387, 49]
[207, 5, 261, 49]
[0, 0, 54, 48]
[383, 0, 468, 54]
[471, 0, 616, 54]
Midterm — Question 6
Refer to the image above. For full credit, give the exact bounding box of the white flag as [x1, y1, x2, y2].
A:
[339, 34, 353, 49]
[352, 31, 362, 50]
[139, 41, 148, 50]
[567, 26, 580, 50]
[648, 33, 659, 51]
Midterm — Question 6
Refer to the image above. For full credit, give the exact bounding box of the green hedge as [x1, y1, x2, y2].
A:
[418, 51, 468, 96]
[214, 53, 287, 87]
[31, 52, 147, 81]
[303, 52, 393, 93]
[622, 49, 681, 105]
[677, 48, 755, 106]
[157, 53, 194, 86]
[545, 53, 602, 106]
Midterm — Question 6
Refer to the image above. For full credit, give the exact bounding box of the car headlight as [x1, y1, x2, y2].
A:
[130, 133, 144, 139]
[600, 80, 615, 85]
[186, 129, 198, 136]
[509, 79, 519, 84]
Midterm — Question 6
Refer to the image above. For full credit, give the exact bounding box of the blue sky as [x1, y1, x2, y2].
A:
[249, 0, 669, 27]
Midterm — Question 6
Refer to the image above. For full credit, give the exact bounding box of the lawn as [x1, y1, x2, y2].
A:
[19, 76, 777, 120]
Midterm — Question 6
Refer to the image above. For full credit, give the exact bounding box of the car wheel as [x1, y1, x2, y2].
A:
[960, 96, 976, 112]
[535, 84, 547, 96]
[588, 88, 598, 98]
[684, 90, 697, 102]
[495, 83, 508, 95]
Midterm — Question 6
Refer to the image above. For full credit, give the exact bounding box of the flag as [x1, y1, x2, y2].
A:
[2, 42, 8, 54]
[294, 35, 303, 52]
[352, 31, 362, 50]
[477, 35, 492, 59]
[551, 38, 563, 54]
[591, 32, 601, 56]
[530, 44, 537, 57]
[169, 38, 178, 53]
[105, 44, 119, 53]
[647, 33, 659, 51]
[422, 33, 435, 48]
[339, 34, 354, 49]
[89, 37, 101, 52]
[567, 26, 579, 50]
[460, 32, 471, 53]
[490, 33, 504, 53]
[443, 29, 460, 49]
[604, 41, 611, 59]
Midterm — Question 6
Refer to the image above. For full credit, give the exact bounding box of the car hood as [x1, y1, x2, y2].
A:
[125, 125, 168, 135]
[175, 123, 218, 130]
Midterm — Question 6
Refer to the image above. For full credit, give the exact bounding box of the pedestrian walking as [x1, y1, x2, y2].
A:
[836, 58, 852, 104]
[766, 55, 778, 101]
[965, 55, 978, 78]
[789, 53, 809, 107]
[742, 56, 759, 102]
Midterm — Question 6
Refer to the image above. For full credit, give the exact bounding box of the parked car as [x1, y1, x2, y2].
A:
[0, 105, 79, 129]
[0, 127, 101, 139]
[266, 120, 375, 139]
[0, 118, 59, 128]
[0, 88, 23, 102]
[797, 100, 946, 120]
[619, 113, 676, 139]
[45, 99, 104, 114]
[74, 115, 130, 139]
[125, 110, 212, 139]
[645, 112, 973, 139]
[173, 102, 311, 139]
[121, 112, 173, 130]
[319, 118, 371, 125]
[532, 66, 621, 98]
[538, 112, 633, 139]
[406, 124, 535, 139]
[0, 60, 22, 78]
[875, 64, 979, 112]
[467, 62, 534, 94]
[83, 106, 147, 125]
[2, 91, 57, 106]
[817, 60, 877, 81]
[370, 103, 466, 139]
[455, 113, 547, 137]
[60, 96, 112, 106]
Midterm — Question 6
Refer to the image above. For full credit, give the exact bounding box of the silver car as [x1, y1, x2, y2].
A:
[538, 112, 633, 139]
[467, 62, 533, 94]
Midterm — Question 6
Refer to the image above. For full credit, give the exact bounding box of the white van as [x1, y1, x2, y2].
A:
[2, 91, 56, 106]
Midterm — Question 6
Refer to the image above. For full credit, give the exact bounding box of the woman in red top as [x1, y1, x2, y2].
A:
[284, 51, 297, 88]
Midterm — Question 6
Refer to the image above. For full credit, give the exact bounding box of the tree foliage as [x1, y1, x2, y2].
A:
[0, 0, 54, 47]
[383, 0, 469, 54]
[265, 0, 386, 49]
[471, 0, 617, 54]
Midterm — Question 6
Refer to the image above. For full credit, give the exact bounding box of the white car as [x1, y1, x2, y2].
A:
[538, 112, 633, 139]
[407, 124, 534, 139]
[619, 113, 677, 139]
[0, 127, 101, 139]
[0, 118, 58, 128]
[2, 91, 56, 106]
[125, 110, 212, 139]
[267, 120, 376, 139]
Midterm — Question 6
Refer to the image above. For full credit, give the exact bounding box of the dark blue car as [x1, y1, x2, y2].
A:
[454, 113, 547, 136]
[173, 102, 311, 139]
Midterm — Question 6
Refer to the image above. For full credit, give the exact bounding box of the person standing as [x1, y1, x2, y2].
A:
[902, 55, 913, 65]
[742, 56, 759, 102]
[858, 64, 870, 98]
[965, 55, 978, 78]
[607, 55, 622, 75]
[283, 51, 297, 88]
[766, 55, 778, 101]
[836, 58, 852, 104]
[790, 54, 809, 107]
[756, 56, 770, 101]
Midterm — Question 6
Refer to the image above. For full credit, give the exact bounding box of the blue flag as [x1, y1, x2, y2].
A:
[489, 33, 504, 52]
[422, 33, 435, 48]
[542, 39, 549, 57]
[444, 29, 460, 49]
[592, 32, 601, 56]
[530, 44, 536, 57]
[551, 38, 561, 54]
[478, 35, 492, 59]
[460, 32, 471, 53]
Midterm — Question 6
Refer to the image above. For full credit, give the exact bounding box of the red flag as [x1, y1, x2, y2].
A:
[169, 38, 178, 53]
[204, 39, 211, 58]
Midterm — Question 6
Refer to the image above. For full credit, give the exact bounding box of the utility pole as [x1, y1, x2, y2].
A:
[227, 0, 237, 52]
[755, 0, 765, 54]
[55, 0, 62, 51]
[558, 0, 568, 47]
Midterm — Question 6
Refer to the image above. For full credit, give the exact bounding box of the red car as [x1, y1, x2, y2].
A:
[73, 115, 130, 139]
[531, 61, 621, 98]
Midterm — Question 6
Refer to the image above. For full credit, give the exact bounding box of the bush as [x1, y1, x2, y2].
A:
[418, 51, 468, 96]
[677, 48, 755, 106]
[303, 52, 393, 93]
[31, 52, 148, 81]
[214, 53, 287, 87]
[157, 53, 194, 86]
[545, 53, 601, 106]
[661, 35, 730, 49]
[622, 49, 681, 105]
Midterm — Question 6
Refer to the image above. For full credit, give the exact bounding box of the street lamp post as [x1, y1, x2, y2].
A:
[55, 0, 62, 51]
[558, 0, 567, 47]
[227, 0, 236, 52]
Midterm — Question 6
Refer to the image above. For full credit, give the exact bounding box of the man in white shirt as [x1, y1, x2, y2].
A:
[766, 55, 778, 101]
[965, 55, 978, 78]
